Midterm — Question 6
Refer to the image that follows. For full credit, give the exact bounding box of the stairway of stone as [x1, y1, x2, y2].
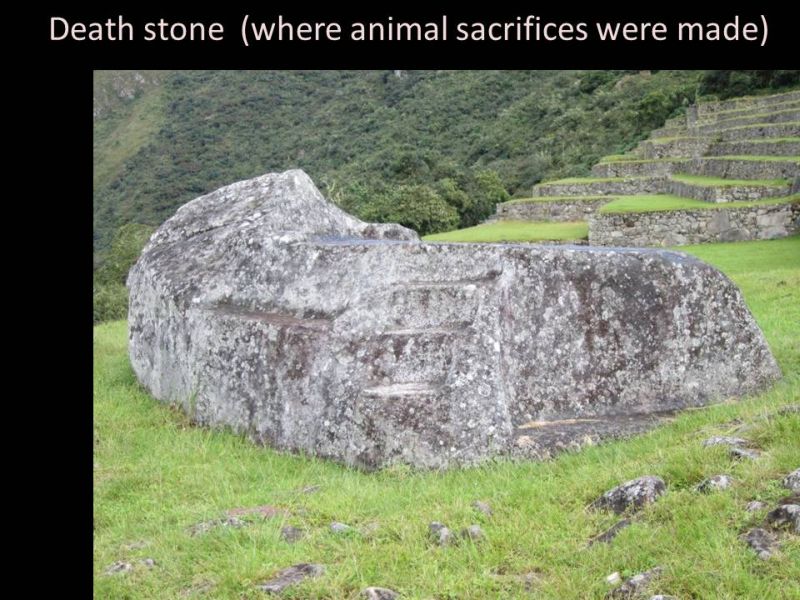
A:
[491, 89, 799, 239]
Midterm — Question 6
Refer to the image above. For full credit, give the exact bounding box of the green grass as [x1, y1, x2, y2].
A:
[423, 220, 589, 243]
[598, 154, 629, 163]
[705, 155, 800, 162]
[671, 174, 790, 187]
[503, 196, 609, 205]
[95, 237, 800, 599]
[599, 194, 800, 214]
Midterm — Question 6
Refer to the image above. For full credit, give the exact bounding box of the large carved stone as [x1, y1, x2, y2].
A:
[127, 169, 781, 469]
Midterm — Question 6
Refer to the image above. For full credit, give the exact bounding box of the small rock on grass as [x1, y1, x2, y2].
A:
[460, 524, 485, 541]
[591, 476, 666, 515]
[740, 528, 779, 560]
[745, 501, 767, 512]
[104, 561, 133, 576]
[605, 572, 621, 585]
[361, 587, 399, 599]
[606, 567, 663, 599]
[258, 563, 325, 594]
[783, 468, 800, 493]
[472, 500, 492, 516]
[649, 596, 678, 600]
[777, 404, 799, 416]
[428, 522, 454, 546]
[589, 519, 632, 546]
[764, 504, 799, 533]
[187, 516, 247, 536]
[140, 558, 156, 569]
[695, 474, 733, 493]
[730, 447, 761, 461]
[330, 522, 353, 534]
[702, 436, 748, 448]
[226, 505, 289, 519]
[280, 526, 304, 543]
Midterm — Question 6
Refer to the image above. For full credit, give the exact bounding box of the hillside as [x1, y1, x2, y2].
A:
[93, 70, 727, 255]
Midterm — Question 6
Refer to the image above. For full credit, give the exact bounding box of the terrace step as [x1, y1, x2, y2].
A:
[682, 157, 800, 180]
[695, 99, 800, 124]
[696, 90, 800, 117]
[713, 122, 800, 142]
[495, 196, 610, 222]
[705, 138, 800, 157]
[533, 177, 666, 197]
[634, 137, 710, 159]
[592, 158, 689, 178]
[694, 109, 800, 133]
[666, 175, 792, 203]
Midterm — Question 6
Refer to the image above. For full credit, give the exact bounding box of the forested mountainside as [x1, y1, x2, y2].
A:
[93, 70, 799, 272]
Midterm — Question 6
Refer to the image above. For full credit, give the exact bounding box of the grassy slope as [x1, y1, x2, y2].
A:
[423, 221, 589, 243]
[95, 237, 799, 599]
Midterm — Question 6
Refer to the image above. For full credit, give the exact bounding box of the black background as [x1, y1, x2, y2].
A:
[27, 2, 799, 591]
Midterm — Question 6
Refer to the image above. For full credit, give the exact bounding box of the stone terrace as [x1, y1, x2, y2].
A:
[493, 90, 800, 247]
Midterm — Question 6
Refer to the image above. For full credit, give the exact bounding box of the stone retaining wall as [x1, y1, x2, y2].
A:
[683, 158, 799, 180]
[717, 123, 800, 142]
[696, 109, 800, 133]
[495, 199, 608, 221]
[589, 202, 800, 247]
[665, 180, 790, 203]
[533, 177, 665, 197]
[636, 138, 710, 159]
[706, 140, 800, 157]
[592, 160, 688, 178]
[696, 91, 800, 117]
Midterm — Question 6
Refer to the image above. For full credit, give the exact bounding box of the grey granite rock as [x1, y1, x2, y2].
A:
[730, 448, 761, 461]
[745, 501, 767, 512]
[361, 587, 399, 599]
[104, 561, 133, 576]
[280, 526, 304, 543]
[589, 518, 632, 545]
[783, 468, 800, 493]
[330, 522, 353, 534]
[741, 528, 779, 559]
[695, 474, 733, 493]
[764, 504, 800, 533]
[607, 567, 663, 598]
[428, 522, 454, 546]
[702, 436, 748, 448]
[258, 563, 325, 594]
[591, 476, 667, 514]
[461, 524, 485, 541]
[128, 169, 781, 469]
[472, 500, 492, 516]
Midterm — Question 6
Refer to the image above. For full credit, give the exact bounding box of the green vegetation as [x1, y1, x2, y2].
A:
[95, 70, 716, 256]
[422, 220, 589, 243]
[671, 174, 790, 187]
[599, 194, 800, 214]
[697, 70, 800, 100]
[94, 236, 800, 599]
[93, 223, 155, 323]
